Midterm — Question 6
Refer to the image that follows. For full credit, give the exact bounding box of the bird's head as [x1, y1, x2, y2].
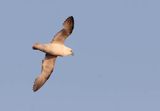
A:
[63, 47, 74, 56]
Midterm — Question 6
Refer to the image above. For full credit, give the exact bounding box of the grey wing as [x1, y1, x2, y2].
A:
[33, 54, 57, 92]
[51, 16, 74, 44]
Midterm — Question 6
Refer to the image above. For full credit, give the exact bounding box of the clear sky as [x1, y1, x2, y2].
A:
[0, 0, 160, 111]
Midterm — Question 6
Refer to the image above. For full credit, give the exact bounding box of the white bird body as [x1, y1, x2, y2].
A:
[32, 16, 74, 92]
[33, 43, 72, 56]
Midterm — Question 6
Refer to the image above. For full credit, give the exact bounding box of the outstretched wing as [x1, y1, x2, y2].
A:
[51, 16, 74, 44]
[33, 54, 57, 92]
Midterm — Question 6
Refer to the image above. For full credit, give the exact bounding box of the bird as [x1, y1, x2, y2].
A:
[32, 16, 74, 92]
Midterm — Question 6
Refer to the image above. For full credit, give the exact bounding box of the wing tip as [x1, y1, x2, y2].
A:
[68, 16, 74, 24]
[33, 87, 38, 92]
[68, 16, 74, 21]
[32, 75, 45, 92]
[32, 78, 39, 92]
[63, 16, 74, 34]
[65, 16, 74, 22]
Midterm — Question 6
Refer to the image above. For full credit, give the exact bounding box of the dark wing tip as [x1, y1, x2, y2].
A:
[63, 16, 74, 34]
[66, 16, 74, 22]
[33, 86, 38, 92]
[32, 78, 40, 92]
[63, 16, 74, 25]
[51, 16, 74, 43]
[32, 75, 46, 92]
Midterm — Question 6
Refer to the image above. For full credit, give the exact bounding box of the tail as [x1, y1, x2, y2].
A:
[32, 43, 42, 50]
[33, 74, 47, 92]
[32, 43, 47, 53]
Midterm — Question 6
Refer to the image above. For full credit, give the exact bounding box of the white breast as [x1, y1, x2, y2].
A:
[44, 43, 71, 56]
[50, 43, 65, 56]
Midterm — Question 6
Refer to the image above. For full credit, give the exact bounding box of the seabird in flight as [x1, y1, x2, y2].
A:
[32, 16, 74, 92]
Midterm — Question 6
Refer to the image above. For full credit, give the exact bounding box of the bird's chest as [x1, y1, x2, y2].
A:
[49, 44, 65, 56]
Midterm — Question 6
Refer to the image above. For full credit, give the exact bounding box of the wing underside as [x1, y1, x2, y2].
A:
[33, 54, 57, 92]
[51, 16, 74, 44]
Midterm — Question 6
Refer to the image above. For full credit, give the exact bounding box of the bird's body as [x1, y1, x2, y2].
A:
[32, 16, 74, 92]
[33, 42, 72, 56]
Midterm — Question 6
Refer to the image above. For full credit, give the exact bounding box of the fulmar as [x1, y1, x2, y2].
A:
[32, 16, 74, 92]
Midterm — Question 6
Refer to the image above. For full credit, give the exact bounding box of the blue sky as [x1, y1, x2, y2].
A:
[0, 0, 160, 111]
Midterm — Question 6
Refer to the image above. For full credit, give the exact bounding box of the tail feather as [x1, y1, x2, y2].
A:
[32, 43, 52, 55]
[32, 43, 45, 51]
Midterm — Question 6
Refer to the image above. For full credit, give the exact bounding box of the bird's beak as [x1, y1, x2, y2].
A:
[71, 51, 74, 56]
